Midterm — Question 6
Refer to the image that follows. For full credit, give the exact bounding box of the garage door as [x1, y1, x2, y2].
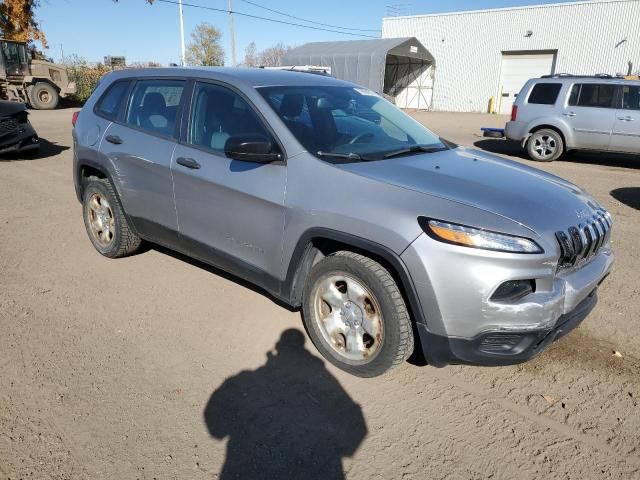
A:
[498, 52, 556, 114]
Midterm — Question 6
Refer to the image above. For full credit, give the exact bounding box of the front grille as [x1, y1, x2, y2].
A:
[0, 118, 18, 138]
[556, 209, 612, 269]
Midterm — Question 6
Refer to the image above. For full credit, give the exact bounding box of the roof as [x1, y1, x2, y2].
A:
[382, 0, 632, 20]
[107, 66, 354, 88]
[281, 37, 434, 94]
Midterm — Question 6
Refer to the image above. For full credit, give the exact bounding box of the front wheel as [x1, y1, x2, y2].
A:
[526, 128, 564, 162]
[302, 251, 414, 377]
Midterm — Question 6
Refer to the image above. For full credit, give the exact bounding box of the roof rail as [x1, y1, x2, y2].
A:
[540, 73, 618, 79]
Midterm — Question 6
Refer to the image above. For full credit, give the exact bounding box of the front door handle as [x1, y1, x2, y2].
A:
[176, 157, 201, 169]
[617, 116, 635, 121]
[105, 135, 122, 144]
[563, 112, 577, 117]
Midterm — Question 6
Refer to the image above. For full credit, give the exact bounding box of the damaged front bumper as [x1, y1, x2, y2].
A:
[0, 121, 39, 154]
[402, 232, 614, 367]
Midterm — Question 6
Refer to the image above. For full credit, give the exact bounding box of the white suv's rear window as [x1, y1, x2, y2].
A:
[527, 83, 562, 105]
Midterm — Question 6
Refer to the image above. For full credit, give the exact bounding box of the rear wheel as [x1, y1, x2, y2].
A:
[27, 82, 59, 110]
[82, 178, 141, 258]
[302, 251, 414, 377]
[526, 128, 564, 162]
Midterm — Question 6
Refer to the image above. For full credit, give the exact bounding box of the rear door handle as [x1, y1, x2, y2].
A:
[563, 112, 577, 117]
[176, 157, 201, 169]
[617, 116, 634, 121]
[105, 135, 122, 144]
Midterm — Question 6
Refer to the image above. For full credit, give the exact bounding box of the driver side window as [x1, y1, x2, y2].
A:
[188, 82, 275, 156]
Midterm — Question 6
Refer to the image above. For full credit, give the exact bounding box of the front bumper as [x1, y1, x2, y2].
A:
[416, 288, 599, 366]
[402, 231, 613, 367]
[0, 122, 39, 154]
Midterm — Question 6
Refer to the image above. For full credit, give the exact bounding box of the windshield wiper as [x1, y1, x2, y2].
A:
[383, 144, 446, 159]
[316, 151, 362, 161]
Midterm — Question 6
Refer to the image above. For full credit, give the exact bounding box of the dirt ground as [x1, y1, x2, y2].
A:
[1, 109, 639, 479]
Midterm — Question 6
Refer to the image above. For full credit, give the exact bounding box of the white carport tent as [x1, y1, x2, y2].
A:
[282, 37, 435, 109]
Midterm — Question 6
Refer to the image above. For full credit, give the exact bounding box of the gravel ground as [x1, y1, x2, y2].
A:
[1, 109, 639, 479]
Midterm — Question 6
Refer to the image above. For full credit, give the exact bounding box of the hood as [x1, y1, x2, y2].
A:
[337, 146, 602, 234]
[0, 100, 27, 117]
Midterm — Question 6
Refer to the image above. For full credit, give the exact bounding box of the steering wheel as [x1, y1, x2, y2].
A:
[348, 132, 375, 145]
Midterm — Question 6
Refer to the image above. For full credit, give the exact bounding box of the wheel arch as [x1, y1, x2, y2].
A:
[283, 228, 428, 328]
[75, 159, 117, 202]
[524, 121, 573, 150]
[29, 78, 61, 92]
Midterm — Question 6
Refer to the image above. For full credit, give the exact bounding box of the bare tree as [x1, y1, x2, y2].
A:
[258, 43, 292, 67]
[128, 61, 162, 68]
[243, 41, 258, 67]
[185, 22, 224, 67]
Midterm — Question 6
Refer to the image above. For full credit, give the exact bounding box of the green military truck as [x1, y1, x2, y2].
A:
[0, 39, 75, 109]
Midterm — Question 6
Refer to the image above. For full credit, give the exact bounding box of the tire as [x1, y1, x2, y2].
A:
[27, 82, 59, 110]
[82, 177, 141, 258]
[526, 128, 564, 162]
[302, 251, 414, 377]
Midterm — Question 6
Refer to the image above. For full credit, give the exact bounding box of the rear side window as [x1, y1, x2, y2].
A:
[622, 85, 640, 110]
[527, 83, 562, 105]
[95, 80, 130, 120]
[569, 83, 617, 108]
[125, 79, 185, 137]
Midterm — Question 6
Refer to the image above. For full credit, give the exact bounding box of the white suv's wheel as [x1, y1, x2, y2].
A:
[527, 128, 564, 162]
[302, 251, 414, 377]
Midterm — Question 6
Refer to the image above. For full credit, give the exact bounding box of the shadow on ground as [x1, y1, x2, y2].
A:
[474, 139, 640, 170]
[204, 329, 367, 480]
[0, 138, 69, 161]
[611, 187, 640, 210]
[150, 244, 296, 311]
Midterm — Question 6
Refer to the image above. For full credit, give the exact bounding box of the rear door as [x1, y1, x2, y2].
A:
[610, 84, 640, 154]
[100, 78, 186, 234]
[172, 81, 287, 278]
[563, 83, 617, 150]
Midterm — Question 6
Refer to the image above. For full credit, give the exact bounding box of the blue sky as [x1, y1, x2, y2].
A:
[37, 0, 576, 65]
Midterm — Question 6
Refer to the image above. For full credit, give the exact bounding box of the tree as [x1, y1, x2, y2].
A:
[185, 22, 224, 67]
[243, 41, 258, 67]
[258, 43, 292, 67]
[0, 0, 47, 48]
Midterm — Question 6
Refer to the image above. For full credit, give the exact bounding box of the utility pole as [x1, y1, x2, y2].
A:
[178, 0, 186, 66]
[229, 0, 237, 66]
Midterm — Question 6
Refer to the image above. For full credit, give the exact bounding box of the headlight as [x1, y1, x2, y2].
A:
[420, 218, 543, 254]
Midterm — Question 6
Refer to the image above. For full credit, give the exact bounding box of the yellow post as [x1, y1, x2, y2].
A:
[488, 96, 495, 114]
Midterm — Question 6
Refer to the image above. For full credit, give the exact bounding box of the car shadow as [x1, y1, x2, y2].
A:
[610, 187, 640, 210]
[203, 328, 367, 480]
[474, 139, 640, 170]
[0, 137, 69, 161]
[150, 244, 297, 312]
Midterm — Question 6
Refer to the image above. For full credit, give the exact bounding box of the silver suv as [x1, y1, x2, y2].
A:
[73, 68, 614, 377]
[506, 75, 640, 161]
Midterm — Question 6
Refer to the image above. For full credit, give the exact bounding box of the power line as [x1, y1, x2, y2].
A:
[237, 0, 381, 32]
[155, 0, 380, 38]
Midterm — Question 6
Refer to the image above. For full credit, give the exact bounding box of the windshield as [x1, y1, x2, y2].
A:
[258, 85, 448, 161]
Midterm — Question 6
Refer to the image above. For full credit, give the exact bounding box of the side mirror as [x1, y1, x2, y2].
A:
[224, 135, 282, 163]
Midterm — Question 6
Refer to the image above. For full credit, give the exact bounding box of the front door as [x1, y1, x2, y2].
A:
[172, 81, 286, 278]
[563, 83, 617, 150]
[100, 78, 186, 233]
[611, 84, 640, 154]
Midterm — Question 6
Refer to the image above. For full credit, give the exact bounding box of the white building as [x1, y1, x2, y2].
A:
[382, 0, 640, 113]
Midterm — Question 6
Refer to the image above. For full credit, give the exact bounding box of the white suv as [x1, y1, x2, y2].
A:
[506, 75, 640, 161]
